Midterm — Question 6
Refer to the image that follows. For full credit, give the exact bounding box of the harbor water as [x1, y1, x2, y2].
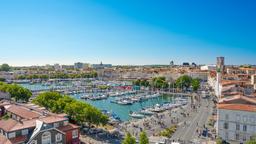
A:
[73, 93, 174, 121]
[21, 83, 175, 121]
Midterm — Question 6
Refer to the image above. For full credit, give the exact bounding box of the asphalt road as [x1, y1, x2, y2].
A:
[170, 96, 213, 143]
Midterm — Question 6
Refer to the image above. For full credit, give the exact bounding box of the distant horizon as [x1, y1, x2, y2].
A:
[0, 0, 255, 66]
[1, 60, 255, 67]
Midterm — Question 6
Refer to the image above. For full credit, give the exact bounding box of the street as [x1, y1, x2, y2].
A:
[170, 96, 214, 143]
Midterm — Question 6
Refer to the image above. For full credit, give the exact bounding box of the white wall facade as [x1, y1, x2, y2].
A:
[217, 109, 256, 143]
[200, 65, 216, 71]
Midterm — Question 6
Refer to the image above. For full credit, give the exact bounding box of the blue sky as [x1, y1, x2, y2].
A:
[0, 0, 255, 66]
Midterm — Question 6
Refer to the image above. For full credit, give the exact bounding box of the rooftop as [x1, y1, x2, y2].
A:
[39, 115, 68, 124]
[218, 104, 256, 112]
[5, 105, 41, 120]
[0, 134, 12, 144]
[0, 118, 36, 132]
[57, 123, 80, 132]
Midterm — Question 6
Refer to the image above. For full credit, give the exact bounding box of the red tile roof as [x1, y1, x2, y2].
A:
[6, 105, 41, 119]
[218, 104, 256, 112]
[0, 134, 12, 144]
[219, 95, 256, 104]
[0, 119, 18, 132]
[57, 123, 79, 132]
[39, 116, 67, 124]
[0, 119, 36, 132]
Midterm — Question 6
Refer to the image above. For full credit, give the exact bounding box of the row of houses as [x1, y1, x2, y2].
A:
[209, 66, 256, 143]
[0, 100, 80, 144]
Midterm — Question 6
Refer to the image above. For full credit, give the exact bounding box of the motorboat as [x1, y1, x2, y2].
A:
[129, 112, 145, 119]
[117, 100, 133, 105]
[140, 109, 155, 115]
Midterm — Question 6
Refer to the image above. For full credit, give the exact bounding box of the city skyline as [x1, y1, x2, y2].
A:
[0, 0, 256, 66]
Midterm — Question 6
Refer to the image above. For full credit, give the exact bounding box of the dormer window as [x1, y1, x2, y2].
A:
[8, 132, 15, 138]
[54, 122, 59, 128]
[64, 120, 68, 126]
[22, 129, 28, 135]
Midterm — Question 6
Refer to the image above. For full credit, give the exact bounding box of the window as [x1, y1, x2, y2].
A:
[236, 123, 240, 131]
[42, 131, 51, 144]
[243, 125, 247, 132]
[224, 122, 229, 129]
[243, 116, 248, 123]
[236, 114, 241, 121]
[225, 114, 229, 120]
[22, 129, 28, 135]
[8, 132, 15, 138]
[53, 123, 59, 128]
[55, 133, 62, 142]
[235, 133, 239, 141]
[72, 130, 78, 139]
[250, 116, 254, 123]
[64, 121, 68, 126]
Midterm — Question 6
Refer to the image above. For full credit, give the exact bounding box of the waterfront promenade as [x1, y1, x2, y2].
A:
[118, 93, 214, 144]
[169, 96, 214, 143]
[119, 98, 192, 139]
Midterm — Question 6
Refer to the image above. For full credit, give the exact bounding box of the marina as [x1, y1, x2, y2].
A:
[20, 80, 188, 121]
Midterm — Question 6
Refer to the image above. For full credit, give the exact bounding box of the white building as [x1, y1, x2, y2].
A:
[54, 63, 62, 70]
[217, 95, 256, 143]
[200, 65, 216, 71]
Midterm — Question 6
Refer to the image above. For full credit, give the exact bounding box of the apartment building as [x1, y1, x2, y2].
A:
[217, 95, 256, 143]
[0, 101, 80, 144]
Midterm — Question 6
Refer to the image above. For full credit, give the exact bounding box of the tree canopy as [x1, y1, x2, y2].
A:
[122, 133, 136, 144]
[32, 92, 108, 126]
[0, 64, 11, 71]
[191, 78, 200, 91]
[151, 77, 169, 89]
[139, 131, 149, 144]
[175, 75, 201, 91]
[16, 71, 98, 80]
[133, 79, 150, 87]
[175, 75, 192, 90]
[0, 82, 32, 102]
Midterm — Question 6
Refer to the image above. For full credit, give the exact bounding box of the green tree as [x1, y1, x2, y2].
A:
[32, 92, 62, 110]
[122, 133, 136, 144]
[191, 78, 200, 91]
[33, 91, 108, 126]
[64, 101, 88, 124]
[0, 82, 9, 92]
[84, 105, 105, 127]
[175, 75, 192, 90]
[151, 77, 169, 89]
[52, 95, 75, 113]
[7, 84, 32, 102]
[216, 137, 224, 144]
[139, 131, 149, 144]
[0, 64, 11, 71]
[0, 78, 5, 82]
